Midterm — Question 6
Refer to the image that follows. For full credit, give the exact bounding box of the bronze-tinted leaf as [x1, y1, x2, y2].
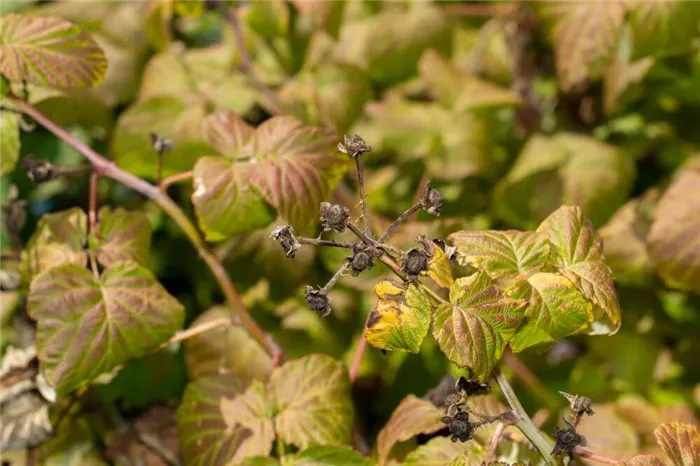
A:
[576, 404, 639, 463]
[178, 373, 269, 465]
[269, 354, 353, 448]
[376, 395, 446, 465]
[27, 261, 184, 395]
[0, 14, 107, 89]
[622, 455, 666, 466]
[184, 306, 272, 381]
[432, 271, 527, 380]
[647, 159, 700, 292]
[449, 230, 550, 279]
[653, 422, 700, 466]
[402, 436, 482, 466]
[92, 206, 151, 268]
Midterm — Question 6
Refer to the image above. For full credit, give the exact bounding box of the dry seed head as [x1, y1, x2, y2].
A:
[21, 157, 54, 185]
[338, 134, 372, 158]
[401, 248, 429, 277]
[270, 225, 301, 258]
[319, 202, 350, 233]
[422, 182, 443, 216]
[551, 417, 587, 456]
[304, 286, 331, 317]
[349, 245, 375, 276]
[559, 391, 594, 418]
[149, 132, 174, 153]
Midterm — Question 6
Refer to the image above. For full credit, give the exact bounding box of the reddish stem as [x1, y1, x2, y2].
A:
[349, 335, 368, 383]
[165, 317, 232, 346]
[159, 171, 193, 192]
[574, 447, 619, 465]
[88, 171, 99, 233]
[485, 422, 506, 462]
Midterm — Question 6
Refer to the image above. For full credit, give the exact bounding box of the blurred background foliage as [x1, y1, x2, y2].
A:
[1, 0, 700, 464]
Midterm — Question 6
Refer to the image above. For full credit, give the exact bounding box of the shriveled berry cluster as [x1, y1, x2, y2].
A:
[551, 391, 594, 460]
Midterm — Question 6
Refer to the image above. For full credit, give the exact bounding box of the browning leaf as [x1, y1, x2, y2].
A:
[376, 395, 446, 465]
[653, 422, 700, 466]
[432, 271, 527, 380]
[402, 436, 482, 466]
[27, 261, 184, 395]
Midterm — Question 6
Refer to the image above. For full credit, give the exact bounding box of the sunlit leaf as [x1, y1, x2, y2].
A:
[603, 56, 654, 116]
[622, 455, 665, 466]
[194, 111, 347, 236]
[647, 159, 700, 292]
[92, 206, 151, 268]
[654, 422, 700, 466]
[376, 395, 445, 465]
[418, 50, 520, 111]
[365, 280, 434, 353]
[0, 102, 20, 176]
[508, 273, 592, 352]
[538, 2, 627, 91]
[21, 208, 88, 281]
[269, 354, 353, 448]
[432, 271, 527, 380]
[27, 261, 184, 395]
[184, 306, 272, 381]
[448, 230, 550, 279]
[336, 4, 450, 86]
[0, 14, 107, 89]
[628, 2, 700, 60]
[243, 1, 289, 38]
[427, 246, 453, 289]
[402, 436, 481, 466]
[576, 404, 639, 462]
[291, 445, 374, 466]
[178, 373, 270, 465]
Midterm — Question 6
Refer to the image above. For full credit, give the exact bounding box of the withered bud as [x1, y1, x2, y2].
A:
[2, 186, 27, 233]
[319, 202, 350, 233]
[20, 157, 54, 185]
[149, 132, 174, 153]
[559, 391, 594, 419]
[304, 286, 331, 317]
[444, 393, 462, 409]
[337, 134, 372, 158]
[456, 375, 490, 397]
[422, 182, 443, 216]
[552, 418, 587, 457]
[270, 225, 301, 258]
[401, 248, 429, 277]
[349, 245, 376, 277]
[442, 410, 474, 443]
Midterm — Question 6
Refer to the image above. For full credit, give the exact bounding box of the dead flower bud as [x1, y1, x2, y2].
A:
[149, 132, 173, 153]
[401, 248, 429, 278]
[552, 417, 587, 458]
[422, 182, 443, 216]
[20, 157, 54, 185]
[442, 410, 474, 443]
[319, 202, 350, 233]
[270, 225, 301, 258]
[338, 134, 372, 158]
[559, 391, 594, 420]
[456, 375, 490, 397]
[349, 245, 377, 276]
[304, 286, 331, 317]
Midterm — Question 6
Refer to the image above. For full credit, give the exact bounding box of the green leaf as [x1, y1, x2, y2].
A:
[0, 102, 20, 176]
[494, 133, 635, 229]
[278, 63, 372, 135]
[291, 445, 374, 466]
[538, 206, 621, 333]
[376, 395, 446, 466]
[402, 436, 481, 466]
[653, 422, 700, 466]
[433, 271, 526, 380]
[92, 206, 151, 268]
[448, 230, 550, 279]
[111, 96, 213, 179]
[178, 373, 272, 465]
[269, 354, 353, 448]
[427, 246, 454, 289]
[195, 110, 348, 236]
[418, 50, 520, 111]
[27, 261, 184, 395]
[21, 208, 88, 282]
[508, 273, 592, 352]
[628, 2, 700, 60]
[647, 159, 700, 292]
[184, 306, 272, 381]
[365, 280, 433, 353]
[0, 14, 107, 89]
[538, 2, 627, 91]
[336, 5, 450, 86]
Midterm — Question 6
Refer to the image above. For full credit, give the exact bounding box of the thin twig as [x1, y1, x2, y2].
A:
[164, 317, 232, 347]
[88, 171, 99, 233]
[159, 171, 193, 192]
[354, 153, 372, 237]
[298, 237, 355, 249]
[349, 310, 373, 383]
[485, 422, 506, 462]
[503, 349, 560, 411]
[321, 262, 350, 294]
[138, 431, 182, 466]
[574, 447, 619, 465]
[11, 97, 284, 361]
[378, 202, 422, 243]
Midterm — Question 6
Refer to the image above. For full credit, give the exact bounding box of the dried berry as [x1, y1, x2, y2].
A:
[20, 157, 54, 185]
[270, 225, 301, 258]
[337, 134, 372, 158]
[319, 202, 350, 233]
[552, 418, 587, 458]
[149, 132, 173, 153]
[456, 375, 490, 397]
[304, 286, 331, 317]
[349, 246, 375, 276]
[422, 182, 443, 216]
[559, 392, 594, 422]
[401, 248, 429, 277]
[442, 410, 473, 443]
